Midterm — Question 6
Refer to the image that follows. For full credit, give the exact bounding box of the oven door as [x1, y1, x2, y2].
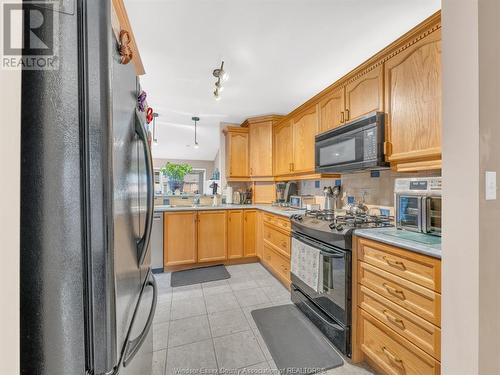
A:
[424, 196, 441, 236]
[396, 194, 423, 232]
[291, 233, 350, 326]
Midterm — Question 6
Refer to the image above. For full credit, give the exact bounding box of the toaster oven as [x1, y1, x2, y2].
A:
[394, 177, 442, 236]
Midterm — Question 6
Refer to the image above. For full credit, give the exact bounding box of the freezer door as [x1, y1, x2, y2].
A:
[119, 269, 157, 374]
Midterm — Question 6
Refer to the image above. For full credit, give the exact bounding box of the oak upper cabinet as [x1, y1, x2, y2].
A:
[224, 127, 249, 179]
[291, 105, 318, 174]
[318, 86, 345, 134]
[384, 28, 442, 168]
[164, 211, 197, 267]
[227, 210, 244, 259]
[243, 210, 257, 257]
[345, 64, 384, 122]
[273, 120, 294, 175]
[197, 211, 227, 262]
[247, 118, 275, 177]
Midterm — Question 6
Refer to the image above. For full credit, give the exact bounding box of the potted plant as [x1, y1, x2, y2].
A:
[160, 162, 193, 193]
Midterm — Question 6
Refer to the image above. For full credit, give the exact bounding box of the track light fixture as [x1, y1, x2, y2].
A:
[213, 61, 228, 100]
[192, 116, 200, 148]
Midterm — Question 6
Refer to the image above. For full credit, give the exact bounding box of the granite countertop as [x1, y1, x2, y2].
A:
[154, 204, 305, 218]
[354, 227, 441, 259]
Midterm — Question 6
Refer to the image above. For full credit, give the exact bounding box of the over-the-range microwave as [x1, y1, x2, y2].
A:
[315, 112, 389, 173]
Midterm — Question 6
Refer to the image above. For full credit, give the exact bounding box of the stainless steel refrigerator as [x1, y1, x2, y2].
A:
[20, 1, 156, 374]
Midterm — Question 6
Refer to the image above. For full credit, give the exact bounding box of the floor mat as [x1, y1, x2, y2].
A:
[251, 304, 344, 374]
[170, 264, 230, 287]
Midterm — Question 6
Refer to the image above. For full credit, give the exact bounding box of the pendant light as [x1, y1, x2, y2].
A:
[192, 116, 200, 148]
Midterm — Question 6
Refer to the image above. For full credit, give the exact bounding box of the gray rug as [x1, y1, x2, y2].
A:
[170, 265, 230, 287]
[251, 305, 344, 374]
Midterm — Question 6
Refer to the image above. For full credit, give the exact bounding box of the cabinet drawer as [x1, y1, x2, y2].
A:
[263, 223, 290, 256]
[359, 285, 441, 360]
[360, 310, 440, 375]
[358, 238, 441, 293]
[263, 244, 290, 283]
[263, 213, 291, 232]
[359, 261, 441, 326]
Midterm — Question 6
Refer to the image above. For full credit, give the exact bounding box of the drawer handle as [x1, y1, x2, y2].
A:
[383, 310, 405, 329]
[280, 241, 287, 248]
[383, 256, 406, 270]
[382, 283, 406, 300]
[382, 346, 404, 369]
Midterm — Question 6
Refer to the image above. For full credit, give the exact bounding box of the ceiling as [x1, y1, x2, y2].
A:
[124, 0, 441, 161]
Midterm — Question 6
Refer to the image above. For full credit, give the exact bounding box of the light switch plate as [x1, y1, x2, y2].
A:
[485, 171, 497, 200]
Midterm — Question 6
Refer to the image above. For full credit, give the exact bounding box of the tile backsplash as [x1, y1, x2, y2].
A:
[300, 170, 441, 208]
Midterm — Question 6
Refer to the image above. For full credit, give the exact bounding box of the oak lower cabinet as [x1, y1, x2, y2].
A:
[384, 27, 442, 171]
[353, 236, 441, 375]
[197, 211, 227, 263]
[227, 209, 257, 259]
[224, 127, 249, 179]
[227, 210, 244, 259]
[256, 211, 264, 259]
[260, 212, 291, 287]
[243, 210, 257, 257]
[164, 211, 197, 266]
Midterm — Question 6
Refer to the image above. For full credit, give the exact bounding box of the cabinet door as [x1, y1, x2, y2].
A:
[227, 210, 244, 259]
[292, 105, 318, 173]
[164, 211, 197, 266]
[345, 64, 383, 122]
[273, 120, 294, 175]
[256, 211, 264, 259]
[227, 131, 249, 177]
[243, 210, 257, 257]
[384, 29, 442, 163]
[249, 121, 273, 177]
[197, 211, 227, 262]
[318, 86, 345, 133]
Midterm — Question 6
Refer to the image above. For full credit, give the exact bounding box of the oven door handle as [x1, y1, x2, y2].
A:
[292, 232, 345, 255]
[321, 251, 345, 259]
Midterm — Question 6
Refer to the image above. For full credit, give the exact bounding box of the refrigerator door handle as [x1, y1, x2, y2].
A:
[135, 113, 154, 265]
[122, 271, 158, 368]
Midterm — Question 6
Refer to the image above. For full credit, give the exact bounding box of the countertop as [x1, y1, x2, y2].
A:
[354, 227, 441, 259]
[154, 204, 305, 218]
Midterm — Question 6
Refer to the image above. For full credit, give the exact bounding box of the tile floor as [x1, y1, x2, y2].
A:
[152, 262, 373, 375]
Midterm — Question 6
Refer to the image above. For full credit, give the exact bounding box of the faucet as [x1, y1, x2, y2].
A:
[193, 194, 201, 206]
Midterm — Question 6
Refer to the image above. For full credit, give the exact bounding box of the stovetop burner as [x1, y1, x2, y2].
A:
[291, 209, 394, 250]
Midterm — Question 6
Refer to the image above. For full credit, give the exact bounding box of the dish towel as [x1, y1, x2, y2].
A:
[291, 238, 321, 293]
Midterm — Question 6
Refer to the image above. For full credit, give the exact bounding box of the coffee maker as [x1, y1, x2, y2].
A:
[275, 182, 286, 203]
[275, 181, 298, 204]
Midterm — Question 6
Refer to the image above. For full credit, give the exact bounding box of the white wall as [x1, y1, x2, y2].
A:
[0, 0, 21, 371]
[442, 0, 500, 373]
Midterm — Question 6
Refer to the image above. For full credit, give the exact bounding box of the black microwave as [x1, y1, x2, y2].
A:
[315, 112, 388, 173]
